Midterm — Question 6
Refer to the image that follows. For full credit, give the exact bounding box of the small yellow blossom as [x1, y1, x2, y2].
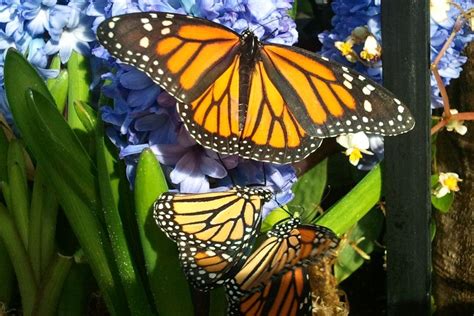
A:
[446, 109, 468, 135]
[335, 40, 354, 56]
[430, 0, 451, 23]
[434, 172, 462, 198]
[336, 132, 373, 166]
[360, 35, 381, 62]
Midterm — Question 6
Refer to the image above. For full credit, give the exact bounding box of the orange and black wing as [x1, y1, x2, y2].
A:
[225, 218, 339, 313]
[97, 12, 241, 104]
[232, 266, 312, 316]
[153, 186, 271, 289]
[238, 61, 322, 163]
[260, 44, 415, 137]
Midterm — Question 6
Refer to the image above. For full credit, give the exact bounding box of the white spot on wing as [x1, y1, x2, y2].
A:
[364, 100, 372, 112]
[143, 23, 153, 31]
[161, 27, 171, 35]
[139, 37, 149, 48]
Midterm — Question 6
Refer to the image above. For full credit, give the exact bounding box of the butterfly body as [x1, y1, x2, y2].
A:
[98, 12, 415, 163]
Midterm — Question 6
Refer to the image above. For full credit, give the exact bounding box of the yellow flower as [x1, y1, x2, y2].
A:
[434, 172, 462, 198]
[336, 132, 373, 166]
[360, 35, 381, 62]
[446, 109, 467, 135]
[335, 40, 354, 56]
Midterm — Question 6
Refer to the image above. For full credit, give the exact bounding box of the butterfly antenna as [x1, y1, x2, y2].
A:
[251, 18, 281, 40]
[217, 154, 236, 187]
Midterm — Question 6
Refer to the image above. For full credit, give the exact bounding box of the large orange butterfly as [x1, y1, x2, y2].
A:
[97, 12, 415, 164]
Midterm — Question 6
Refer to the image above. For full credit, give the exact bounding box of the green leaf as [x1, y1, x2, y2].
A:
[23, 90, 128, 315]
[430, 219, 436, 242]
[316, 164, 382, 236]
[28, 165, 59, 279]
[430, 174, 454, 213]
[261, 208, 291, 232]
[33, 254, 72, 315]
[431, 192, 454, 213]
[4, 50, 98, 211]
[334, 208, 384, 282]
[0, 128, 8, 182]
[0, 238, 15, 305]
[4, 50, 127, 314]
[7, 139, 30, 247]
[48, 70, 69, 113]
[67, 52, 91, 131]
[96, 119, 154, 315]
[57, 263, 95, 316]
[289, 158, 327, 223]
[135, 149, 193, 316]
[74, 101, 97, 134]
[0, 202, 37, 316]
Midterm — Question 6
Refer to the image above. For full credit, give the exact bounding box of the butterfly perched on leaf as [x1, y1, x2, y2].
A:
[225, 217, 339, 315]
[153, 186, 272, 290]
[154, 188, 339, 315]
[97, 12, 415, 164]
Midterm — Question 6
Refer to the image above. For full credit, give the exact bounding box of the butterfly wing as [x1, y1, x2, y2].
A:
[237, 60, 322, 163]
[260, 44, 415, 137]
[225, 218, 339, 313]
[231, 266, 312, 316]
[97, 12, 241, 103]
[153, 186, 271, 289]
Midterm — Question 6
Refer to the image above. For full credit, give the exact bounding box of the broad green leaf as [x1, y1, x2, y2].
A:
[23, 90, 128, 315]
[431, 192, 454, 213]
[135, 149, 193, 316]
[316, 164, 382, 236]
[4, 50, 98, 211]
[334, 208, 384, 282]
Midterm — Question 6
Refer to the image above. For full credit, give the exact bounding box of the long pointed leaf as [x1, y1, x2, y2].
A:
[135, 149, 193, 315]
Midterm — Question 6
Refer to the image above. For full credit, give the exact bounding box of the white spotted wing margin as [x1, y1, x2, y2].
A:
[152, 186, 272, 290]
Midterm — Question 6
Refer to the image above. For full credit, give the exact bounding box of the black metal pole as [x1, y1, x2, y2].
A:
[382, 1, 432, 315]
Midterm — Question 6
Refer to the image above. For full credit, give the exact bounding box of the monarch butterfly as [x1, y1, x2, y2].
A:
[153, 186, 272, 290]
[225, 217, 339, 315]
[234, 266, 312, 316]
[97, 12, 415, 164]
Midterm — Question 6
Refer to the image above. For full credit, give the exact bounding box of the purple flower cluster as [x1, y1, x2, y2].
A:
[0, 0, 96, 123]
[91, 0, 299, 216]
[319, 0, 473, 169]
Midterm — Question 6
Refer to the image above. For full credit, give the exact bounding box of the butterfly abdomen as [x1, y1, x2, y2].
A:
[238, 31, 261, 130]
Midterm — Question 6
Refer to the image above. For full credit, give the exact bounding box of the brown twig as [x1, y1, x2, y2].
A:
[430, 8, 474, 136]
